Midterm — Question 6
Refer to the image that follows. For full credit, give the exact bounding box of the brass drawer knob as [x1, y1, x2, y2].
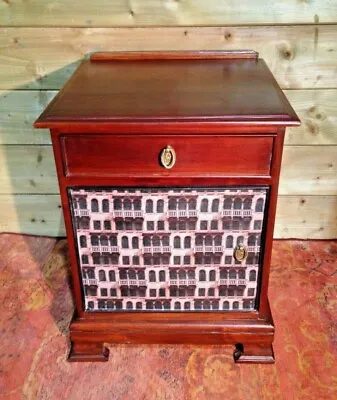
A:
[160, 145, 176, 169]
[234, 245, 248, 262]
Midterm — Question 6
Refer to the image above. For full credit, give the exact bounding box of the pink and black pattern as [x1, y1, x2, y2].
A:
[69, 187, 267, 312]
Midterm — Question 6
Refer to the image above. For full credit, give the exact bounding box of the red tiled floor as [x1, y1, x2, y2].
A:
[0, 233, 336, 400]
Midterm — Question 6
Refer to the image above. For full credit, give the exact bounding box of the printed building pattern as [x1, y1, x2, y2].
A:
[70, 187, 267, 312]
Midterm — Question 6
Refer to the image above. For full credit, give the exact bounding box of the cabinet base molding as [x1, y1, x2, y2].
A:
[68, 310, 275, 364]
[233, 342, 275, 364]
[68, 341, 109, 362]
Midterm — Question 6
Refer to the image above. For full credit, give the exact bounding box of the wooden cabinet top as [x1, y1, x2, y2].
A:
[34, 51, 300, 128]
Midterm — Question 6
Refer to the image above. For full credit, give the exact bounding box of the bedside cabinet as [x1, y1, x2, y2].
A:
[34, 50, 300, 363]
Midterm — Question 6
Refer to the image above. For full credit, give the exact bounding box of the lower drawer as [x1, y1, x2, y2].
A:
[61, 134, 273, 177]
[69, 186, 268, 313]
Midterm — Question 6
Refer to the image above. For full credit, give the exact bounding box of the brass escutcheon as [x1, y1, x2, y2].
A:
[234, 245, 248, 262]
[160, 145, 176, 169]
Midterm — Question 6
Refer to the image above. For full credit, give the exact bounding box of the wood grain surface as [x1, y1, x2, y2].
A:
[0, 0, 336, 26]
[0, 26, 336, 90]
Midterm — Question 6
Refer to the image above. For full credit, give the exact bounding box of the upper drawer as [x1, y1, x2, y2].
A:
[61, 135, 273, 177]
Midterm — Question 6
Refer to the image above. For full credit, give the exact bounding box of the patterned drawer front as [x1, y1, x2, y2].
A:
[69, 187, 268, 312]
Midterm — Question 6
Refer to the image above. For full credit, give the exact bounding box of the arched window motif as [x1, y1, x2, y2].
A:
[79, 236, 87, 248]
[98, 270, 106, 281]
[119, 270, 127, 280]
[248, 235, 256, 246]
[78, 198, 87, 209]
[209, 270, 216, 281]
[201, 199, 208, 212]
[184, 302, 191, 310]
[243, 220, 250, 230]
[92, 255, 100, 265]
[211, 199, 219, 212]
[113, 198, 122, 210]
[233, 220, 240, 230]
[226, 235, 233, 248]
[179, 269, 186, 279]
[128, 269, 136, 280]
[126, 301, 133, 310]
[109, 270, 115, 281]
[98, 300, 105, 309]
[170, 270, 177, 279]
[195, 300, 202, 310]
[256, 198, 264, 212]
[109, 236, 117, 246]
[87, 269, 95, 279]
[149, 271, 156, 282]
[229, 270, 237, 279]
[205, 235, 212, 246]
[178, 198, 187, 210]
[243, 301, 251, 309]
[100, 235, 108, 246]
[91, 235, 99, 246]
[184, 236, 191, 248]
[174, 236, 181, 249]
[152, 236, 160, 246]
[174, 302, 181, 310]
[136, 302, 142, 310]
[188, 270, 195, 279]
[243, 198, 252, 210]
[223, 301, 230, 310]
[234, 198, 242, 210]
[236, 235, 244, 246]
[214, 235, 222, 246]
[143, 236, 151, 246]
[159, 270, 166, 282]
[249, 270, 257, 281]
[162, 236, 169, 246]
[134, 199, 141, 210]
[203, 300, 211, 310]
[138, 270, 145, 280]
[122, 236, 129, 249]
[220, 269, 227, 279]
[124, 199, 132, 210]
[81, 255, 89, 264]
[106, 301, 113, 309]
[199, 270, 206, 281]
[102, 199, 109, 212]
[91, 199, 99, 212]
[157, 199, 164, 213]
[146, 199, 153, 213]
[132, 237, 139, 249]
[238, 270, 245, 279]
[223, 198, 232, 209]
[196, 236, 203, 246]
[233, 301, 239, 310]
[155, 301, 162, 310]
[168, 198, 176, 210]
[189, 199, 197, 210]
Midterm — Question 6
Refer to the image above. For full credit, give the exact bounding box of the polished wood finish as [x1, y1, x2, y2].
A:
[35, 51, 300, 363]
[61, 134, 273, 178]
[90, 50, 259, 61]
[34, 51, 300, 127]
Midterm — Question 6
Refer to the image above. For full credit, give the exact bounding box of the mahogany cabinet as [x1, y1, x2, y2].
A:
[34, 50, 300, 363]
